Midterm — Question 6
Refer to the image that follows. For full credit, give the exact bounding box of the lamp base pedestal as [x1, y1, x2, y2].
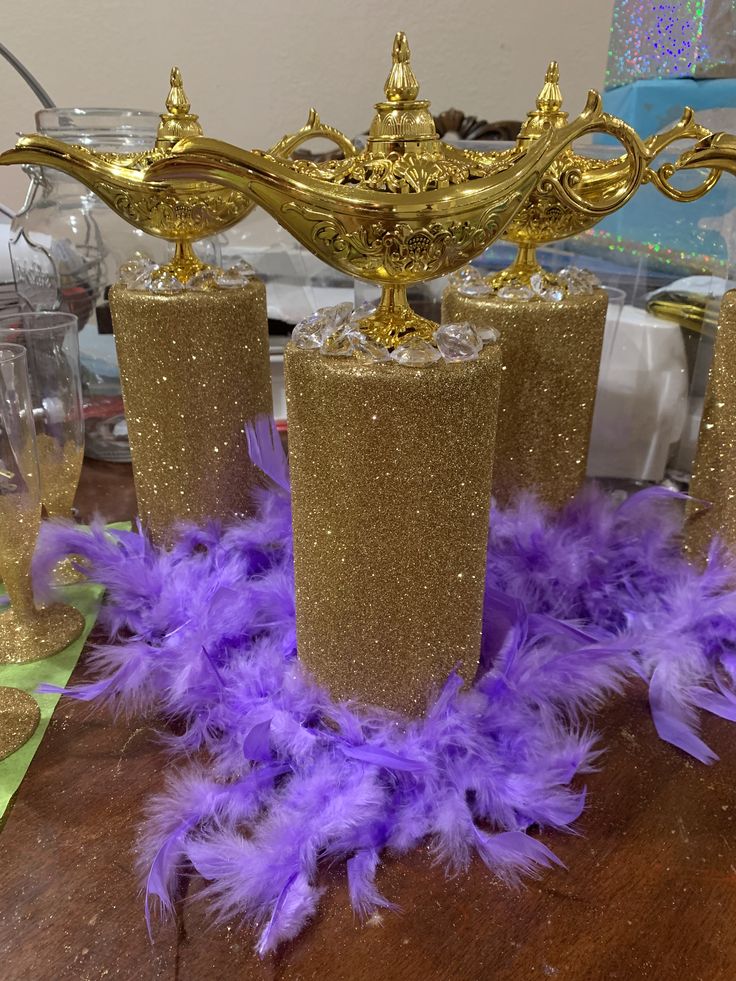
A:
[442, 287, 608, 510]
[284, 344, 502, 715]
[686, 291, 736, 561]
[110, 281, 273, 544]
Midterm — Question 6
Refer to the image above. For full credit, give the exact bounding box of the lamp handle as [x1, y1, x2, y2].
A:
[267, 109, 357, 160]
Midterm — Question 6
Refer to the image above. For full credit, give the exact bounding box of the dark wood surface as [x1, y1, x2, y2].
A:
[73, 456, 138, 525]
[2, 460, 736, 981]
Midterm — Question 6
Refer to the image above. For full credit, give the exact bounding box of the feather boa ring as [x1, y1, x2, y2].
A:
[34, 418, 736, 954]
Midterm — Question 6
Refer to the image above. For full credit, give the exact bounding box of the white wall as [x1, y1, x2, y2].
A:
[0, 0, 613, 208]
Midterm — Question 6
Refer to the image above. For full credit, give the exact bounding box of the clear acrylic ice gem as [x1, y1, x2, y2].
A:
[459, 281, 493, 297]
[529, 272, 564, 301]
[390, 336, 442, 367]
[291, 312, 331, 350]
[320, 328, 355, 357]
[215, 262, 255, 288]
[351, 331, 391, 362]
[435, 322, 483, 361]
[349, 300, 378, 329]
[318, 302, 354, 332]
[537, 284, 565, 303]
[497, 284, 534, 302]
[187, 268, 219, 291]
[448, 264, 484, 288]
[144, 270, 184, 293]
[576, 268, 599, 288]
[476, 324, 499, 344]
[559, 266, 598, 294]
[450, 265, 493, 297]
[119, 256, 157, 289]
[230, 258, 256, 278]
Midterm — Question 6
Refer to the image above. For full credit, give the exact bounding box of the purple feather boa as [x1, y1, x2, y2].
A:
[33, 418, 736, 954]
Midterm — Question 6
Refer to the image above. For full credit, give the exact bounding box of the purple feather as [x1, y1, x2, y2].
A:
[242, 717, 273, 763]
[144, 816, 196, 936]
[29, 418, 736, 952]
[245, 416, 289, 492]
[339, 742, 427, 773]
[257, 871, 298, 955]
[690, 685, 736, 722]
[649, 664, 718, 765]
[347, 848, 399, 919]
[473, 829, 563, 886]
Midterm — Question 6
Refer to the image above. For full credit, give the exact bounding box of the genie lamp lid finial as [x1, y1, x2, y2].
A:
[368, 31, 439, 147]
[385, 31, 420, 101]
[537, 61, 563, 114]
[517, 60, 569, 143]
[156, 66, 204, 150]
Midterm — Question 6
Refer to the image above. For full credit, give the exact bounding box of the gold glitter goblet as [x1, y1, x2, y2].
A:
[0, 312, 85, 585]
[0, 344, 84, 664]
[0, 686, 40, 760]
[0, 312, 84, 522]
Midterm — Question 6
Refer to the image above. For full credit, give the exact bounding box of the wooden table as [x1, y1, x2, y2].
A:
[1, 460, 736, 981]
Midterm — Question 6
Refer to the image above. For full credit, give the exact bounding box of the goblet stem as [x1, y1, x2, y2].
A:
[35, 436, 85, 585]
[511, 243, 539, 276]
[0, 498, 41, 620]
[43, 502, 87, 587]
[358, 284, 437, 348]
[36, 436, 83, 520]
[378, 284, 410, 321]
[164, 240, 209, 283]
[486, 243, 544, 290]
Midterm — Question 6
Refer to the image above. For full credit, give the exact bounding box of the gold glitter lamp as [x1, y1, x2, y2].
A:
[0, 68, 277, 542]
[0, 67, 257, 282]
[469, 61, 717, 295]
[147, 35, 646, 348]
[442, 62, 718, 509]
[146, 32, 664, 713]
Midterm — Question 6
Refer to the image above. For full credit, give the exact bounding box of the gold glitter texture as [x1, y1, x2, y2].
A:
[0, 494, 42, 624]
[686, 290, 736, 561]
[110, 280, 273, 544]
[285, 345, 501, 715]
[442, 288, 607, 510]
[35, 433, 84, 519]
[0, 490, 85, 662]
[0, 603, 86, 664]
[0, 687, 40, 761]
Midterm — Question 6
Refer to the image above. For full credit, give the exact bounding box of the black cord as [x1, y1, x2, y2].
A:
[0, 41, 55, 108]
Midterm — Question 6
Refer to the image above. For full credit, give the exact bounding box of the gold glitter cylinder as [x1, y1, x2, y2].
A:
[686, 291, 736, 560]
[110, 281, 272, 543]
[442, 288, 607, 509]
[284, 345, 501, 715]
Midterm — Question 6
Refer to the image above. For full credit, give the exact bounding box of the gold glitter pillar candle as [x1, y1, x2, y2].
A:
[285, 344, 502, 715]
[686, 291, 736, 560]
[110, 280, 272, 543]
[442, 289, 608, 509]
